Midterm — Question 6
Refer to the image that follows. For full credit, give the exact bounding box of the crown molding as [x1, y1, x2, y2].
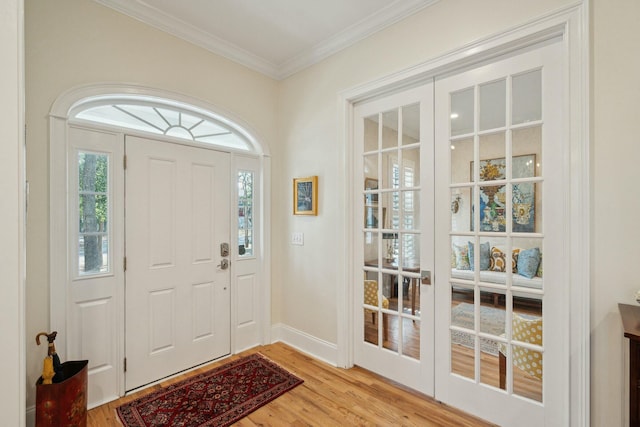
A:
[93, 0, 280, 78]
[278, 0, 439, 79]
[94, 0, 438, 80]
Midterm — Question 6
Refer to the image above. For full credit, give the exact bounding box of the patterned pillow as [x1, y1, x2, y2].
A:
[490, 247, 506, 272]
[468, 241, 490, 271]
[453, 243, 470, 270]
[517, 247, 542, 279]
[511, 314, 543, 380]
[511, 248, 521, 273]
[536, 255, 543, 277]
[493, 246, 521, 272]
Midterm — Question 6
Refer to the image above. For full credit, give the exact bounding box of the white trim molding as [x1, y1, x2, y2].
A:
[93, 0, 438, 80]
[2, 0, 26, 425]
[271, 323, 339, 367]
[338, 3, 589, 425]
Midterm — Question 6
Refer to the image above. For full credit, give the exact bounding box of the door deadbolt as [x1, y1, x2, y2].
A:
[220, 242, 230, 257]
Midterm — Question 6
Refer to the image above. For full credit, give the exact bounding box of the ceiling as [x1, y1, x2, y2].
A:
[94, 0, 438, 80]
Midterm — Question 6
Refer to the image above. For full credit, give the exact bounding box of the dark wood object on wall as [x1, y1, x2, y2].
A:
[619, 303, 640, 426]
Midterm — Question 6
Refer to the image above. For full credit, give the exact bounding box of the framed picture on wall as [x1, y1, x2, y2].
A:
[364, 177, 378, 205]
[293, 176, 318, 215]
[470, 154, 536, 232]
[365, 206, 386, 229]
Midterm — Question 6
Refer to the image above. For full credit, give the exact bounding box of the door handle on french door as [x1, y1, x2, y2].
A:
[421, 270, 431, 285]
[217, 259, 230, 270]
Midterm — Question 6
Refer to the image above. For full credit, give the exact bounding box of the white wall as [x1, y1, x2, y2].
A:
[24, 0, 640, 424]
[1, 0, 25, 424]
[275, 0, 574, 344]
[273, 0, 632, 424]
[24, 0, 277, 410]
[591, 0, 640, 425]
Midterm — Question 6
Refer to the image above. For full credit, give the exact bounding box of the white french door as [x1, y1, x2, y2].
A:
[354, 40, 567, 425]
[125, 135, 231, 391]
[353, 83, 435, 395]
[434, 41, 565, 425]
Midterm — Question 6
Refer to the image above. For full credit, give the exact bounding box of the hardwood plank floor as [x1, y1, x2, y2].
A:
[88, 342, 494, 426]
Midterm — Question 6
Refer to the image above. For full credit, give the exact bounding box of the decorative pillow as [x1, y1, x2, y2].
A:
[517, 247, 541, 279]
[468, 241, 490, 271]
[490, 247, 506, 272]
[536, 254, 543, 277]
[511, 248, 521, 273]
[453, 243, 470, 270]
[495, 246, 520, 272]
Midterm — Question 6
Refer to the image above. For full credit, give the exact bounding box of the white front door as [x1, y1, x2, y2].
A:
[353, 83, 435, 395]
[353, 40, 567, 425]
[125, 135, 231, 391]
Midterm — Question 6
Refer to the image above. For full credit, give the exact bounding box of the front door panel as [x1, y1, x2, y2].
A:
[125, 135, 231, 390]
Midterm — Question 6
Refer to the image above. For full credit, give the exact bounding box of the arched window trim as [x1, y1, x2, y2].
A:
[49, 83, 269, 156]
[69, 95, 252, 152]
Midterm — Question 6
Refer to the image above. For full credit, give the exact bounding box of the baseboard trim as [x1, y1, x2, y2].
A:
[271, 323, 338, 367]
[26, 405, 35, 427]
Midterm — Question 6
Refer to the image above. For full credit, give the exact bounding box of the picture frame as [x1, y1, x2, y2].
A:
[293, 176, 318, 215]
[365, 206, 386, 229]
[471, 154, 536, 232]
[364, 177, 378, 206]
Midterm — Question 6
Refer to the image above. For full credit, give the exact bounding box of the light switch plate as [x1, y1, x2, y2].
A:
[291, 232, 304, 246]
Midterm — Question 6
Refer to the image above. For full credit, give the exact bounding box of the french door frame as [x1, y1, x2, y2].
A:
[339, 5, 589, 425]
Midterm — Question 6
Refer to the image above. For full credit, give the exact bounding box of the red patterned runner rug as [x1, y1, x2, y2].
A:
[116, 353, 303, 427]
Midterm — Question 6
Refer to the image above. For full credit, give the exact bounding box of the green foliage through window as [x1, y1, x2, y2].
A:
[78, 152, 110, 275]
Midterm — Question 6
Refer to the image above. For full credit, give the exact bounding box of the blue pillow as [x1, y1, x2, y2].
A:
[468, 241, 490, 271]
[517, 247, 541, 279]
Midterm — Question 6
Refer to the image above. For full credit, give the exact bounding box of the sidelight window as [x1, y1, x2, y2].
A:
[77, 151, 110, 276]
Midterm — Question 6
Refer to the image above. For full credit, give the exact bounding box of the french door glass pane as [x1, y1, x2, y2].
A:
[402, 147, 420, 187]
[450, 137, 474, 184]
[451, 330, 475, 380]
[450, 88, 474, 136]
[479, 79, 506, 131]
[364, 116, 379, 152]
[450, 187, 471, 233]
[448, 67, 545, 399]
[362, 102, 421, 359]
[402, 103, 420, 145]
[512, 70, 542, 125]
[403, 319, 420, 359]
[512, 125, 542, 175]
[382, 109, 399, 149]
[479, 132, 506, 173]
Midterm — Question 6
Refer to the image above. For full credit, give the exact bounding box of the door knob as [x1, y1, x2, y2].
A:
[217, 259, 229, 270]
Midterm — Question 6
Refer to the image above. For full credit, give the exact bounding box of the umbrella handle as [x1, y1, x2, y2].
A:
[35, 331, 58, 345]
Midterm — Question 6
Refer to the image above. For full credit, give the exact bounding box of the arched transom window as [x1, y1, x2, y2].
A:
[70, 96, 251, 151]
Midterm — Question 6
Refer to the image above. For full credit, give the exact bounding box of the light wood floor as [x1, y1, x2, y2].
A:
[364, 298, 543, 402]
[88, 342, 494, 426]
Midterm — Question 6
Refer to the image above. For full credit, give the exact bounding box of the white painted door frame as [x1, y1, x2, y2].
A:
[338, 5, 589, 425]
